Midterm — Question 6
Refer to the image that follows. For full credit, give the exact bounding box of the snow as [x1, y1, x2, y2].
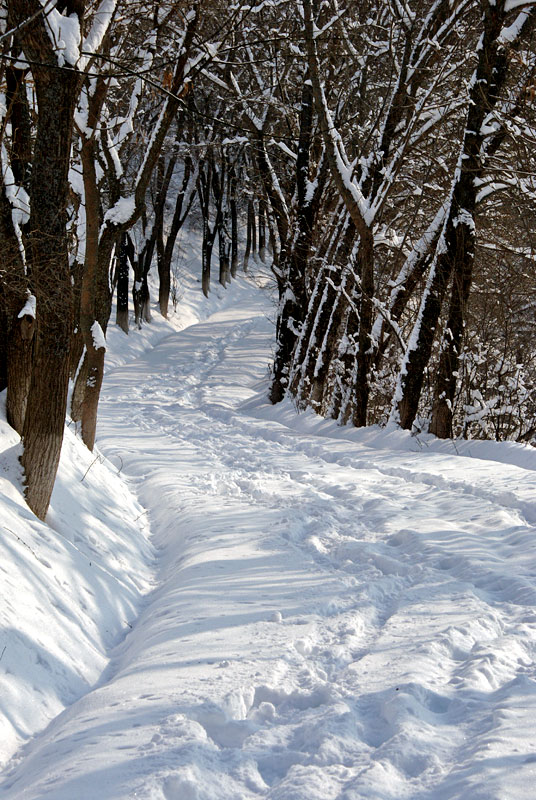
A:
[17, 294, 35, 320]
[91, 320, 106, 351]
[42, 5, 81, 67]
[504, 0, 533, 14]
[79, 0, 117, 72]
[1, 145, 30, 230]
[103, 195, 136, 227]
[500, 9, 531, 43]
[2, 235, 536, 798]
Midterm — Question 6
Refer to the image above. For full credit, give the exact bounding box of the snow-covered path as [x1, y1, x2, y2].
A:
[2, 273, 536, 799]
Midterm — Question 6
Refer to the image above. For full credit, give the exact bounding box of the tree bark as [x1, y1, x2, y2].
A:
[9, 0, 83, 519]
[116, 233, 130, 333]
[270, 79, 320, 404]
[243, 199, 254, 272]
[230, 166, 239, 278]
[0, 179, 32, 433]
[353, 228, 374, 427]
[79, 126, 105, 450]
[258, 196, 267, 261]
[5, 65, 32, 189]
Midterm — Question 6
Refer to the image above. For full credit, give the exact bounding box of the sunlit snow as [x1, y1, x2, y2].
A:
[1, 234, 536, 799]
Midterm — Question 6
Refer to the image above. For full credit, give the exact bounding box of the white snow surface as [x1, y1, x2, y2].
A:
[103, 196, 136, 228]
[91, 320, 106, 351]
[2, 239, 536, 798]
[17, 295, 36, 320]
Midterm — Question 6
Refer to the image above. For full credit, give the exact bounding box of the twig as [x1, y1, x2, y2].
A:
[80, 454, 103, 482]
[3, 526, 40, 562]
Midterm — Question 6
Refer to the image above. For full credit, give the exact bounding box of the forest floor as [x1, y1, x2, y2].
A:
[1, 237, 536, 799]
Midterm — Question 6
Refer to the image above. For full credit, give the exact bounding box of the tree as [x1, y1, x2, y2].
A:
[6, 0, 87, 519]
[392, 2, 536, 434]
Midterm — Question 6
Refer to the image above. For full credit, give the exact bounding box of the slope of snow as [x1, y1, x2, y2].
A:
[1, 238, 536, 799]
[0, 396, 154, 769]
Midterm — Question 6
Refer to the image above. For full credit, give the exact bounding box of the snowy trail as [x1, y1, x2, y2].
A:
[2, 275, 536, 799]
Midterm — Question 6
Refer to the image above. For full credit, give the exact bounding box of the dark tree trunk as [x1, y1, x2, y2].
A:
[7, 312, 35, 435]
[5, 65, 32, 189]
[218, 221, 230, 287]
[352, 229, 374, 427]
[141, 273, 152, 323]
[198, 156, 222, 298]
[0, 298, 7, 393]
[116, 233, 130, 333]
[78, 124, 106, 451]
[201, 220, 214, 298]
[9, 0, 82, 519]
[230, 167, 239, 278]
[251, 199, 257, 255]
[132, 250, 152, 327]
[258, 196, 267, 261]
[198, 159, 211, 296]
[270, 79, 318, 404]
[1, 59, 34, 430]
[68, 258, 85, 380]
[371, 223, 441, 376]
[141, 151, 178, 321]
[157, 248, 170, 318]
[243, 200, 254, 272]
[396, 246, 452, 430]
[0, 179, 32, 433]
[71, 228, 117, 424]
[253, 134, 289, 248]
[428, 255, 473, 438]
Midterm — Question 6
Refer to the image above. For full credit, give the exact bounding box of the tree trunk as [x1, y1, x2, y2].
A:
[79, 127, 105, 451]
[7, 312, 35, 435]
[243, 200, 254, 272]
[0, 179, 32, 433]
[353, 228, 374, 427]
[0, 298, 7, 393]
[198, 156, 221, 297]
[230, 167, 239, 278]
[428, 255, 472, 439]
[157, 250, 170, 318]
[251, 199, 257, 255]
[258, 196, 267, 261]
[5, 65, 32, 189]
[270, 78, 317, 404]
[202, 221, 214, 298]
[11, 0, 82, 519]
[116, 233, 130, 333]
[218, 223, 230, 287]
[395, 247, 452, 430]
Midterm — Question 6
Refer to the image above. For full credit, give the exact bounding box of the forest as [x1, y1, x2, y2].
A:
[1, 0, 536, 521]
